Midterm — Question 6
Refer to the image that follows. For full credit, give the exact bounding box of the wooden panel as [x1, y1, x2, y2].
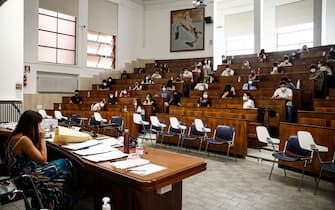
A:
[298, 117, 327, 127]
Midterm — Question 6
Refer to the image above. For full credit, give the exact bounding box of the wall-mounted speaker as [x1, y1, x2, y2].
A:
[204, 16, 213, 24]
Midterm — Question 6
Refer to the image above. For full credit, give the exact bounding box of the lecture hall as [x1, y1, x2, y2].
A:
[0, 0, 335, 209]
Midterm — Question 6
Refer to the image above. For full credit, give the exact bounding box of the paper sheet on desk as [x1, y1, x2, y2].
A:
[63, 140, 100, 150]
[83, 150, 128, 162]
[73, 145, 118, 156]
[128, 164, 166, 176]
[98, 137, 123, 147]
[110, 158, 150, 169]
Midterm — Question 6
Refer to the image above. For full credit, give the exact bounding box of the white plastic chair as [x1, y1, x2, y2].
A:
[38, 109, 52, 119]
[169, 117, 187, 147]
[133, 113, 152, 144]
[256, 126, 280, 151]
[54, 110, 68, 121]
[194, 119, 211, 135]
[297, 131, 328, 153]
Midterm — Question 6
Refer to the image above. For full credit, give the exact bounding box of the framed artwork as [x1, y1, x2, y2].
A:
[170, 8, 205, 52]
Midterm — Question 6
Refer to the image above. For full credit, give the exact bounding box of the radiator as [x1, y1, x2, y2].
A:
[0, 101, 22, 122]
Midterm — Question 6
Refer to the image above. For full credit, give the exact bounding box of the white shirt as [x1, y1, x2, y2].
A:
[273, 88, 293, 106]
[243, 99, 255, 109]
[279, 60, 293, 67]
[194, 83, 208, 91]
[182, 71, 193, 79]
[319, 66, 332, 76]
[221, 68, 234, 76]
[151, 73, 162, 79]
[92, 102, 104, 111]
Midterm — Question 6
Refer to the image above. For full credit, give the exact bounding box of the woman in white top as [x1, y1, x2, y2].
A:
[221, 65, 234, 76]
[242, 93, 255, 109]
[134, 98, 145, 119]
[92, 98, 105, 111]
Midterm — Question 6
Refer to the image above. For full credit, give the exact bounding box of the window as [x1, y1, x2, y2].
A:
[87, 31, 116, 69]
[225, 35, 254, 56]
[277, 22, 313, 51]
[38, 8, 76, 65]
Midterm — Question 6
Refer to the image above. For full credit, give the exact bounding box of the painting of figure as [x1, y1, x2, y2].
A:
[171, 8, 204, 52]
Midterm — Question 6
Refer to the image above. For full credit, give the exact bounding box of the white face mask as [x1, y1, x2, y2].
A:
[281, 87, 286, 92]
[310, 68, 316, 73]
[162, 88, 166, 91]
[242, 96, 248, 101]
[273, 67, 278, 71]
[248, 80, 253, 85]
[203, 94, 208, 98]
[318, 63, 321, 68]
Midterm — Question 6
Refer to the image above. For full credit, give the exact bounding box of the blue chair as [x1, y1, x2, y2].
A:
[180, 123, 205, 151]
[313, 148, 335, 195]
[70, 114, 83, 127]
[269, 135, 313, 191]
[103, 116, 124, 136]
[205, 125, 235, 162]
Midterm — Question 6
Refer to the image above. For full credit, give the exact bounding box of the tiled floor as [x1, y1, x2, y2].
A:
[2, 143, 335, 210]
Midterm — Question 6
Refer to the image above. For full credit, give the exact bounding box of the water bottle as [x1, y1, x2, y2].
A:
[102, 197, 111, 210]
[136, 139, 144, 158]
[123, 129, 130, 154]
[296, 79, 301, 89]
[237, 76, 241, 83]
[87, 91, 90, 97]
[123, 105, 127, 112]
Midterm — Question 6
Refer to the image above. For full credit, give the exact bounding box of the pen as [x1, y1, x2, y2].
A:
[128, 169, 146, 172]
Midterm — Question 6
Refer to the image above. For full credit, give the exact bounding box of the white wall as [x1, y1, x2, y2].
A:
[322, 0, 335, 45]
[0, 0, 24, 100]
[225, 11, 254, 38]
[276, 0, 313, 28]
[117, 0, 145, 68]
[142, 0, 213, 59]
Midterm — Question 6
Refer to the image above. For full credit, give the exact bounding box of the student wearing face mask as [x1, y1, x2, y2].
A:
[159, 85, 173, 113]
[92, 98, 106, 111]
[278, 55, 293, 67]
[242, 80, 257, 90]
[100, 79, 109, 90]
[197, 91, 210, 107]
[309, 64, 325, 98]
[242, 93, 255, 109]
[271, 62, 279, 75]
[108, 92, 118, 105]
[142, 75, 153, 84]
[272, 81, 293, 122]
[221, 65, 234, 77]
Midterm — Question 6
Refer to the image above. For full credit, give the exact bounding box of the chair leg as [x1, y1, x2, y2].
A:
[269, 160, 276, 180]
[298, 168, 306, 191]
[284, 169, 287, 177]
[226, 145, 230, 163]
[314, 169, 323, 195]
[205, 142, 210, 156]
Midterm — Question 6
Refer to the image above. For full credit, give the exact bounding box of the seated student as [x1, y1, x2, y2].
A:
[281, 77, 296, 90]
[327, 47, 335, 61]
[182, 68, 193, 79]
[242, 80, 257, 90]
[166, 77, 176, 91]
[151, 71, 162, 79]
[221, 84, 236, 98]
[248, 70, 258, 81]
[5, 110, 75, 209]
[92, 98, 106, 111]
[100, 79, 109, 90]
[108, 92, 118, 105]
[159, 85, 173, 113]
[278, 55, 293, 67]
[119, 89, 131, 97]
[132, 81, 142, 91]
[160, 64, 169, 73]
[193, 63, 202, 73]
[134, 98, 145, 119]
[194, 79, 208, 91]
[107, 76, 114, 86]
[258, 49, 267, 62]
[172, 90, 182, 106]
[197, 91, 210, 107]
[271, 62, 279, 75]
[242, 93, 255, 109]
[319, 61, 333, 76]
[272, 81, 293, 123]
[242, 60, 251, 70]
[221, 65, 234, 77]
[142, 75, 154, 84]
[298, 44, 310, 56]
[70, 89, 83, 104]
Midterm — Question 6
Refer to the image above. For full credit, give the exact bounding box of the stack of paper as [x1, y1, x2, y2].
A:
[111, 158, 150, 169]
[83, 150, 128, 162]
[63, 140, 101, 150]
[128, 164, 166, 176]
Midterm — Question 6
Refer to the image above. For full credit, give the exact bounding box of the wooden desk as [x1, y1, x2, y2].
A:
[47, 143, 206, 210]
[0, 127, 207, 210]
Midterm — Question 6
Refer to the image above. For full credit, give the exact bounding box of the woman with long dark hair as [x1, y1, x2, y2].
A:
[5, 110, 74, 209]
